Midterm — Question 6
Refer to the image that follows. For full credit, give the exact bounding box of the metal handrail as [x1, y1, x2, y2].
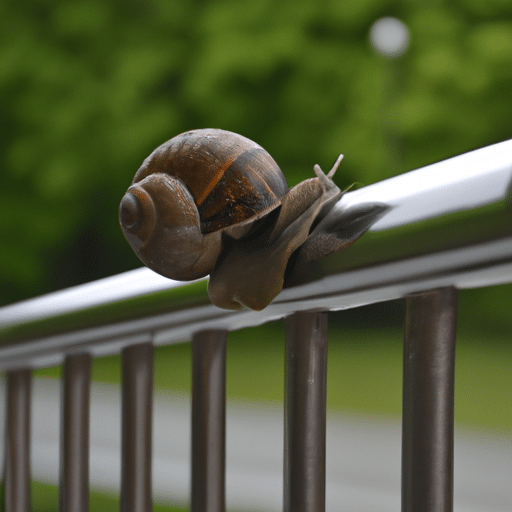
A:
[1, 138, 511, 371]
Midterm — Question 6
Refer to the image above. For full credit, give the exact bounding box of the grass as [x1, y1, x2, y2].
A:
[31, 480, 187, 512]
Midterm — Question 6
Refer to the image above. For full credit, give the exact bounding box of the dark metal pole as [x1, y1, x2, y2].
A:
[284, 311, 328, 512]
[402, 287, 457, 512]
[191, 329, 228, 512]
[59, 353, 92, 512]
[121, 342, 154, 512]
[4, 369, 31, 512]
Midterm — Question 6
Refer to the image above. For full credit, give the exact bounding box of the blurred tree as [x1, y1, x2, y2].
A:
[1, 0, 512, 333]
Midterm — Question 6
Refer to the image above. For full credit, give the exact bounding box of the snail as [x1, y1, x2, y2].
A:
[120, 129, 387, 310]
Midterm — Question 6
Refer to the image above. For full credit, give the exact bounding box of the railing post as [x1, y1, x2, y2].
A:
[59, 353, 92, 512]
[284, 311, 328, 512]
[402, 287, 457, 512]
[121, 342, 154, 512]
[4, 369, 32, 512]
[191, 329, 228, 512]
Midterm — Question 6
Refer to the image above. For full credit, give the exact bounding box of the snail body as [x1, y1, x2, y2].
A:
[120, 129, 383, 310]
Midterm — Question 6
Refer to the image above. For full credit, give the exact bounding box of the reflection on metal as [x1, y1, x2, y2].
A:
[1, 139, 511, 512]
[343, 138, 512, 231]
[60, 353, 92, 512]
[402, 288, 458, 512]
[121, 343, 154, 512]
[4, 370, 31, 512]
[192, 330, 227, 512]
[284, 312, 328, 512]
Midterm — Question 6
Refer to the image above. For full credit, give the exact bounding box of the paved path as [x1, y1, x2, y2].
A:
[0, 378, 510, 511]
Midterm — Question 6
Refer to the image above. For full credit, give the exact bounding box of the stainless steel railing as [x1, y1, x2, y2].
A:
[1, 139, 512, 511]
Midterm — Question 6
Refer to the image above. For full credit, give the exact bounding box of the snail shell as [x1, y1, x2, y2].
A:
[119, 129, 288, 281]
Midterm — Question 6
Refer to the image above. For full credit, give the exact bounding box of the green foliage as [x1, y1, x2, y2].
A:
[2, 0, 512, 328]
[32, 480, 187, 512]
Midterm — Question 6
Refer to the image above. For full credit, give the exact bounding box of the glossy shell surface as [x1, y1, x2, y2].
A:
[132, 129, 288, 234]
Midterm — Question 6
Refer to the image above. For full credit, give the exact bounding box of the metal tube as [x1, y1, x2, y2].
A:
[284, 311, 328, 512]
[4, 369, 31, 512]
[59, 353, 92, 512]
[191, 329, 227, 512]
[402, 287, 457, 512]
[121, 342, 154, 512]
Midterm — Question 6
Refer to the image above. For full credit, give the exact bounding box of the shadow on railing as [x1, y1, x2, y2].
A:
[1, 139, 512, 512]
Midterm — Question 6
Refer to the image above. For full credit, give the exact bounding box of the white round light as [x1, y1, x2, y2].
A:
[369, 17, 410, 58]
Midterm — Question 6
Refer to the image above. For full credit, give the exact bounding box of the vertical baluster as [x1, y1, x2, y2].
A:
[191, 329, 228, 512]
[4, 369, 31, 512]
[59, 353, 92, 512]
[402, 287, 457, 512]
[121, 342, 154, 512]
[284, 311, 328, 512]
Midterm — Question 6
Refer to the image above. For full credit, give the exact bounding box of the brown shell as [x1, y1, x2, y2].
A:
[133, 129, 288, 234]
